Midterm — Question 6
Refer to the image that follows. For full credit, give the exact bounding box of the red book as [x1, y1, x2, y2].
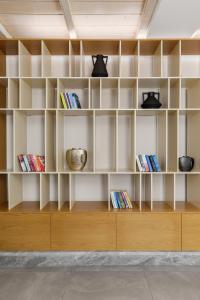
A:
[36, 156, 45, 172]
[30, 155, 39, 172]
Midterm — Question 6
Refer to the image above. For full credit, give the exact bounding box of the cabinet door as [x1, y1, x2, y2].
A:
[0, 214, 50, 250]
[182, 214, 200, 251]
[117, 213, 181, 251]
[51, 213, 116, 250]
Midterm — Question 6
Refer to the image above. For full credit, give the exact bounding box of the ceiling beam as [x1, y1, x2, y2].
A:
[59, 0, 77, 38]
[137, 0, 160, 38]
[0, 22, 12, 38]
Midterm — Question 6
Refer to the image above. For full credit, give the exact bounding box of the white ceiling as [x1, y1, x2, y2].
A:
[148, 0, 200, 38]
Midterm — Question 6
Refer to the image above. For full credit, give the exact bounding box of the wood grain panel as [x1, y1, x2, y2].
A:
[0, 2, 62, 14]
[117, 213, 181, 251]
[0, 175, 7, 203]
[182, 214, 200, 250]
[51, 213, 116, 250]
[0, 214, 50, 250]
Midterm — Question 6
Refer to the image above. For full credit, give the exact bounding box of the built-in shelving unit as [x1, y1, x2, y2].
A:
[1, 39, 200, 215]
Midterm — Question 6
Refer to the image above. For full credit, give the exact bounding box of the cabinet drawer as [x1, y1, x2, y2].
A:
[117, 213, 181, 251]
[182, 214, 200, 250]
[0, 214, 50, 251]
[51, 213, 116, 250]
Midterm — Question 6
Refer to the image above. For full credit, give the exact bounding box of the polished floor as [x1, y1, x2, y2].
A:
[0, 266, 200, 300]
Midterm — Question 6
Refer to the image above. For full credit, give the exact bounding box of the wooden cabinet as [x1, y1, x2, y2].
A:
[0, 214, 50, 250]
[51, 213, 116, 250]
[117, 213, 181, 251]
[182, 214, 200, 250]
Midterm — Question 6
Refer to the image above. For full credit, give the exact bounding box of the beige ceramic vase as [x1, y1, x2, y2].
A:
[66, 148, 87, 171]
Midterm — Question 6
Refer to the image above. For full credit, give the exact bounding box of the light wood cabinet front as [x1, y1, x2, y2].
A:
[182, 214, 200, 250]
[51, 213, 116, 250]
[0, 214, 50, 250]
[117, 213, 181, 251]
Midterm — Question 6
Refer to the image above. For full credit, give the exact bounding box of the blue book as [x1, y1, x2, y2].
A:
[69, 92, 77, 109]
[110, 192, 118, 209]
[114, 192, 121, 208]
[146, 155, 153, 172]
[152, 155, 161, 172]
[72, 93, 81, 109]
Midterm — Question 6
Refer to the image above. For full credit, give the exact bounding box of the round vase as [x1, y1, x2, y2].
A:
[66, 148, 87, 171]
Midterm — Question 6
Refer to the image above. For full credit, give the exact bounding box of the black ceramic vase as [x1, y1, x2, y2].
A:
[179, 156, 194, 172]
[141, 92, 162, 109]
[91, 54, 108, 77]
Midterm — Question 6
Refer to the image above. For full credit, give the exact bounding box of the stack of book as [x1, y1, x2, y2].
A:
[136, 154, 161, 172]
[60, 91, 81, 109]
[18, 154, 45, 172]
[110, 191, 133, 209]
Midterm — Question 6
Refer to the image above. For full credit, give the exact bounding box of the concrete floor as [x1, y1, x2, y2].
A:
[1, 266, 200, 300]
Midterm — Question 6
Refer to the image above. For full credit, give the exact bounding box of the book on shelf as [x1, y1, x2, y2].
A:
[110, 191, 133, 209]
[60, 91, 81, 109]
[136, 154, 161, 172]
[18, 154, 45, 172]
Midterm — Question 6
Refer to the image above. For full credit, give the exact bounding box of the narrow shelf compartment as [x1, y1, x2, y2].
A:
[71, 174, 108, 211]
[167, 111, 178, 172]
[0, 78, 8, 108]
[46, 78, 57, 108]
[117, 111, 135, 172]
[152, 174, 174, 211]
[40, 173, 58, 210]
[119, 78, 137, 109]
[179, 110, 200, 172]
[45, 111, 56, 172]
[101, 78, 118, 109]
[138, 78, 168, 108]
[0, 40, 19, 77]
[14, 110, 45, 172]
[20, 78, 46, 109]
[58, 78, 89, 109]
[70, 40, 81, 77]
[141, 173, 152, 211]
[42, 40, 69, 77]
[0, 110, 13, 173]
[10, 174, 40, 211]
[136, 110, 167, 172]
[175, 174, 200, 211]
[169, 78, 180, 109]
[58, 110, 93, 172]
[162, 40, 180, 77]
[81, 40, 120, 77]
[181, 40, 200, 77]
[0, 174, 8, 210]
[9, 78, 19, 108]
[139, 40, 162, 77]
[181, 78, 200, 109]
[120, 41, 138, 77]
[19, 40, 42, 77]
[59, 174, 70, 210]
[90, 78, 100, 109]
[95, 111, 116, 172]
[110, 174, 140, 210]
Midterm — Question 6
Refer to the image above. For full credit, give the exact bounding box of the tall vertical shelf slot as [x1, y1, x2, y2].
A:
[181, 40, 200, 77]
[120, 41, 138, 77]
[42, 40, 69, 77]
[0, 40, 19, 77]
[19, 40, 42, 77]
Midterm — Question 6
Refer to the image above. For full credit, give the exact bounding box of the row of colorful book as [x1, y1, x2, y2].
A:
[136, 154, 161, 172]
[18, 154, 45, 172]
[110, 191, 133, 209]
[60, 91, 81, 109]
